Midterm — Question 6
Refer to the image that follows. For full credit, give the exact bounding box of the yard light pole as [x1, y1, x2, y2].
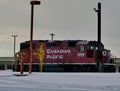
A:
[29, 0, 40, 74]
[94, 2, 101, 44]
[50, 33, 55, 42]
[94, 2, 103, 72]
[11, 35, 18, 71]
[11, 35, 18, 57]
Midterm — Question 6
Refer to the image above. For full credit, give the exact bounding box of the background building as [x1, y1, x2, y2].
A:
[0, 57, 14, 70]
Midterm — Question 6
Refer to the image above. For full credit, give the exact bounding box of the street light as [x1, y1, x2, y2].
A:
[50, 33, 55, 42]
[11, 35, 18, 71]
[29, 0, 40, 74]
[11, 35, 18, 57]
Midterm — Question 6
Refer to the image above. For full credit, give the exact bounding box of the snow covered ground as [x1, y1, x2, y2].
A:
[0, 70, 120, 91]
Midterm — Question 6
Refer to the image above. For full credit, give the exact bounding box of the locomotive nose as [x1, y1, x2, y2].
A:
[102, 50, 110, 56]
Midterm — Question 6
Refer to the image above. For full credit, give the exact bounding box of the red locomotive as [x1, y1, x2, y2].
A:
[14, 40, 116, 72]
[13, 2, 116, 72]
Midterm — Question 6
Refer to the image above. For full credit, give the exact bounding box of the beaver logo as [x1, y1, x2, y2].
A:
[37, 42, 45, 62]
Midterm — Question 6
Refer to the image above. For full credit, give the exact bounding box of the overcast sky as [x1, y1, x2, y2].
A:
[0, 0, 120, 57]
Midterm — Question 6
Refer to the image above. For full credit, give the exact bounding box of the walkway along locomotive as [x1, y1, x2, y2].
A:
[13, 40, 116, 72]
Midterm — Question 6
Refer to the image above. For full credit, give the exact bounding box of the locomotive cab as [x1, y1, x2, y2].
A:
[87, 41, 104, 59]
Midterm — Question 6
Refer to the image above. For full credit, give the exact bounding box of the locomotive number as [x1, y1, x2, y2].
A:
[78, 53, 85, 57]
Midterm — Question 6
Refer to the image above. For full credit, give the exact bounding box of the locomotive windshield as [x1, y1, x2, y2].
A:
[87, 46, 98, 50]
[88, 41, 104, 50]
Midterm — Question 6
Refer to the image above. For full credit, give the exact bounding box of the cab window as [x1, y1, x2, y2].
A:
[79, 46, 84, 53]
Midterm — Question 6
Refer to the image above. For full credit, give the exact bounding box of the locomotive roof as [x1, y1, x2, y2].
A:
[21, 40, 102, 44]
[20, 40, 104, 50]
[21, 40, 104, 46]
